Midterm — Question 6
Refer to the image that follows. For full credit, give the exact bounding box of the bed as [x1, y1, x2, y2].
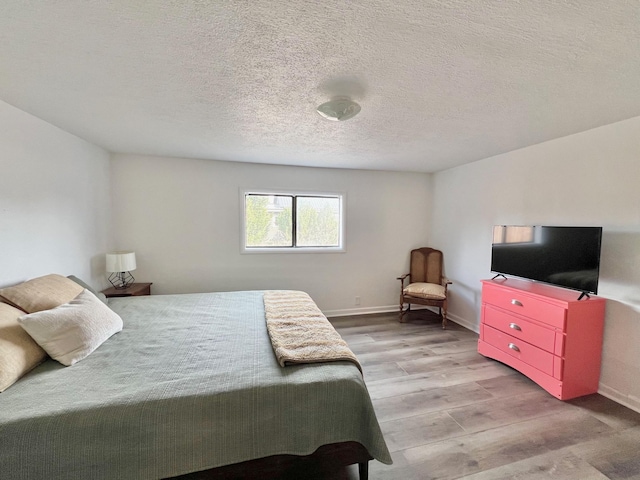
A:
[0, 284, 391, 479]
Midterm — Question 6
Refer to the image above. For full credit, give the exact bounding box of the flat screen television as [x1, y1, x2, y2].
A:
[490, 225, 603, 295]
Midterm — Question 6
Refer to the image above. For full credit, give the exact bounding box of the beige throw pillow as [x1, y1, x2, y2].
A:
[0, 274, 84, 313]
[18, 289, 123, 366]
[0, 303, 47, 391]
[403, 282, 446, 300]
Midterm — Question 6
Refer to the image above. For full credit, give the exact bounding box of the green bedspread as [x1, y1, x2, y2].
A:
[0, 291, 391, 479]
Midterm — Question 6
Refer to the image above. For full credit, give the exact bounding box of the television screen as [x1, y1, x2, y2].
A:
[491, 226, 603, 294]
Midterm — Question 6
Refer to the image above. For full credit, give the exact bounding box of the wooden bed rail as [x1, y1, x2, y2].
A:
[172, 441, 372, 480]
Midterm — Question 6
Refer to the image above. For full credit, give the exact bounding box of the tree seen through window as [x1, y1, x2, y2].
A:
[244, 194, 341, 249]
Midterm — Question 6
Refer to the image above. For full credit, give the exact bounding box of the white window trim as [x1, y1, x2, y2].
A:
[240, 188, 346, 254]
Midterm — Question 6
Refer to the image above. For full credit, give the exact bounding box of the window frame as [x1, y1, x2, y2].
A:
[240, 189, 346, 253]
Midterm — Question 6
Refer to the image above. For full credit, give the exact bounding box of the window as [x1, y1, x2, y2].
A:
[242, 191, 344, 252]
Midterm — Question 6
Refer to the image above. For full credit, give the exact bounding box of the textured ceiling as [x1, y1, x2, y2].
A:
[1, 1, 639, 172]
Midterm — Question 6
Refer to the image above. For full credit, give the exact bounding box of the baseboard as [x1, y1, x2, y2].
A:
[323, 305, 401, 318]
[324, 305, 475, 333]
[324, 304, 439, 318]
[597, 384, 640, 414]
[446, 312, 479, 333]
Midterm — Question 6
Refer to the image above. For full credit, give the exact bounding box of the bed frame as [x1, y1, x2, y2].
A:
[173, 442, 371, 480]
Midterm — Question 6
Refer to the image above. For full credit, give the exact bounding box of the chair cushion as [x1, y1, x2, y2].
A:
[403, 282, 446, 300]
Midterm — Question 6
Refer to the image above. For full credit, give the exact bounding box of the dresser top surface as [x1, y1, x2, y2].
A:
[482, 278, 605, 305]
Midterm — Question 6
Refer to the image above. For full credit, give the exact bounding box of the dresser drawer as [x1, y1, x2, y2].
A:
[482, 304, 563, 355]
[482, 325, 558, 378]
[482, 283, 566, 329]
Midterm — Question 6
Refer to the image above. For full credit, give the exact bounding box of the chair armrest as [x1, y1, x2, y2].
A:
[443, 278, 452, 293]
[397, 273, 410, 289]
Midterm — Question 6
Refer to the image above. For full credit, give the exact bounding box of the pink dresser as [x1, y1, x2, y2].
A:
[478, 278, 606, 400]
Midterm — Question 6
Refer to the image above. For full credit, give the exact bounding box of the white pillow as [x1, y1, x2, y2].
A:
[18, 289, 123, 366]
[403, 282, 446, 300]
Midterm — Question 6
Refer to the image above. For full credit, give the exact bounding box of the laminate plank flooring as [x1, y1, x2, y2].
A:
[328, 310, 640, 480]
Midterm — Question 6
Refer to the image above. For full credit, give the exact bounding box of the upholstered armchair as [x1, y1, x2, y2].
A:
[397, 247, 452, 329]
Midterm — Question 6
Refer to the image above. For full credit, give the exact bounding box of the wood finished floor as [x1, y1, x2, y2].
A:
[329, 310, 640, 480]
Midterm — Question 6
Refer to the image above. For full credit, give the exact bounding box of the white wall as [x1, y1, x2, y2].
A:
[431, 115, 640, 411]
[0, 100, 112, 289]
[110, 154, 432, 314]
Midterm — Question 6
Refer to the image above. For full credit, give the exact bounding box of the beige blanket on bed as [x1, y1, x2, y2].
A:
[263, 290, 362, 373]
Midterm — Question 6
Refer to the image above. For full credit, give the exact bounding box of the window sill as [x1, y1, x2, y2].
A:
[241, 246, 346, 254]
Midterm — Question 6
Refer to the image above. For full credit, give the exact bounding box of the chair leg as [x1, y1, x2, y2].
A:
[399, 286, 415, 324]
[399, 301, 406, 323]
[441, 306, 447, 329]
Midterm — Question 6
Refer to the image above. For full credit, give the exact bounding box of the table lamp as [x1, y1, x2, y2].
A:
[106, 251, 136, 289]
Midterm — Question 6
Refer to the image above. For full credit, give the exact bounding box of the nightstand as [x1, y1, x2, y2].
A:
[101, 282, 153, 298]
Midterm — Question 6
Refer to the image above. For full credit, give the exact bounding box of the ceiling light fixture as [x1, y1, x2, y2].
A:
[316, 97, 361, 121]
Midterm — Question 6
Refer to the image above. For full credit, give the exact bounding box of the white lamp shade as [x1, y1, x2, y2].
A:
[106, 251, 137, 273]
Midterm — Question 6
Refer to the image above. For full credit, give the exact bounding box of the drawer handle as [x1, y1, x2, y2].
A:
[508, 343, 520, 352]
[509, 323, 522, 331]
[511, 299, 523, 307]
